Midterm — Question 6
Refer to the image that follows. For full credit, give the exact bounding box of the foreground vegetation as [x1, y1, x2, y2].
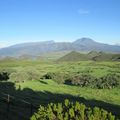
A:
[0, 59, 120, 119]
[31, 99, 116, 120]
[16, 80, 120, 106]
[0, 80, 120, 119]
[0, 59, 120, 89]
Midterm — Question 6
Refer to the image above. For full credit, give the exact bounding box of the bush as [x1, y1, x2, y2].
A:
[65, 73, 120, 89]
[96, 74, 120, 89]
[52, 73, 67, 84]
[24, 68, 41, 80]
[0, 68, 16, 81]
[42, 72, 56, 79]
[0, 72, 9, 81]
[9, 71, 30, 83]
[42, 72, 68, 84]
[43, 72, 120, 89]
[31, 99, 116, 120]
[65, 74, 96, 88]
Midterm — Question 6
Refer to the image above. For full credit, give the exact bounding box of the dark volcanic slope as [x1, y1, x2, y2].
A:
[0, 38, 120, 57]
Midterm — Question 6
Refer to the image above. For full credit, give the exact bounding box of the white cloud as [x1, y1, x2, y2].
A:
[0, 44, 7, 48]
[0, 41, 13, 48]
[115, 42, 120, 46]
[78, 9, 90, 15]
[111, 40, 120, 46]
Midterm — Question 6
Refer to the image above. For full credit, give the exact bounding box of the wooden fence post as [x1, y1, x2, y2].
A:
[30, 103, 33, 116]
[7, 94, 10, 119]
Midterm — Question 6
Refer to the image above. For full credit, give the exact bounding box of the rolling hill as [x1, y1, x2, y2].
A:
[57, 51, 88, 61]
[57, 51, 120, 62]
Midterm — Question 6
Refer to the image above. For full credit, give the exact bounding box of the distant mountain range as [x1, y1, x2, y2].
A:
[0, 38, 120, 57]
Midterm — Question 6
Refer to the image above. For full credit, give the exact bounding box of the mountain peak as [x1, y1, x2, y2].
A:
[73, 38, 95, 44]
[76, 37, 95, 42]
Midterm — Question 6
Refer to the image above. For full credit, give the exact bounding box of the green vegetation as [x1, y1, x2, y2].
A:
[31, 99, 116, 120]
[58, 51, 88, 61]
[15, 80, 120, 106]
[0, 59, 120, 119]
[65, 73, 120, 89]
[57, 51, 120, 62]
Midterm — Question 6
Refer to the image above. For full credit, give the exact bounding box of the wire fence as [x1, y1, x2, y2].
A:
[0, 92, 39, 120]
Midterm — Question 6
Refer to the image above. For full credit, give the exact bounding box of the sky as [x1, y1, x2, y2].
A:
[0, 0, 120, 48]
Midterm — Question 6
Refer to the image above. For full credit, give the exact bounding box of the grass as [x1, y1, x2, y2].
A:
[0, 60, 120, 119]
[17, 80, 120, 106]
[0, 60, 120, 82]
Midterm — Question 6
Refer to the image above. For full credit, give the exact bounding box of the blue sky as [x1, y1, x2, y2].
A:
[0, 0, 120, 47]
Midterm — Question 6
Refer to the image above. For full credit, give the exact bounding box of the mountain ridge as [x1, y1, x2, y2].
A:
[0, 38, 120, 57]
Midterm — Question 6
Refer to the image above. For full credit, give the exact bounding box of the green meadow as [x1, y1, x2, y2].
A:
[0, 59, 120, 119]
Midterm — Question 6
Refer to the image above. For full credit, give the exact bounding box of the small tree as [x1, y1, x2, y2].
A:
[31, 99, 116, 120]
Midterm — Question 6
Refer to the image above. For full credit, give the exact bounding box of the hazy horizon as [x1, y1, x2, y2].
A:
[0, 37, 120, 49]
[0, 0, 120, 48]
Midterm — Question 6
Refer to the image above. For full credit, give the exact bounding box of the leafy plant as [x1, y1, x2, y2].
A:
[31, 99, 116, 120]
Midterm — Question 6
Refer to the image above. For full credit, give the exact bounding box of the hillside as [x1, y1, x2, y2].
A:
[0, 38, 120, 57]
[87, 51, 99, 58]
[58, 51, 120, 62]
[57, 51, 88, 61]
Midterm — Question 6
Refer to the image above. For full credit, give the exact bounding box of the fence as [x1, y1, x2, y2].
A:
[0, 92, 39, 120]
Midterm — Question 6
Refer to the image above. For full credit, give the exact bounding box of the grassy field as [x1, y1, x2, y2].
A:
[17, 80, 120, 106]
[0, 60, 120, 76]
[0, 60, 120, 119]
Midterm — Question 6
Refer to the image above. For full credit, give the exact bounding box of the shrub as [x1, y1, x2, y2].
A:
[0, 72, 9, 81]
[0, 68, 16, 81]
[96, 74, 120, 89]
[65, 73, 120, 89]
[42, 72, 68, 84]
[9, 71, 30, 83]
[24, 68, 41, 80]
[42, 72, 56, 79]
[65, 74, 96, 87]
[31, 99, 116, 120]
[52, 73, 66, 84]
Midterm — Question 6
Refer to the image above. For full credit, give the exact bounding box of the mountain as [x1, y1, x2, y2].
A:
[0, 38, 120, 57]
[0, 40, 72, 57]
[72, 38, 120, 52]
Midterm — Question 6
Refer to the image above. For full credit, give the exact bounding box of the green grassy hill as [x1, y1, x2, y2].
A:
[87, 51, 99, 58]
[111, 54, 120, 61]
[92, 52, 120, 61]
[92, 52, 112, 61]
[57, 51, 120, 62]
[57, 51, 89, 61]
